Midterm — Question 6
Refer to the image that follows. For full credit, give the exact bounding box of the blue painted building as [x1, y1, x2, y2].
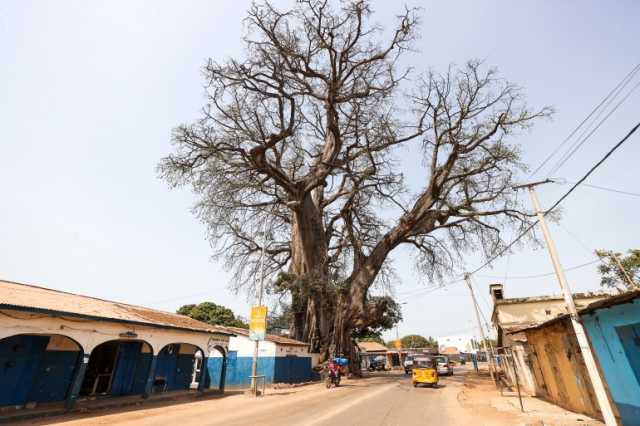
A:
[581, 290, 640, 426]
[208, 327, 315, 389]
[0, 279, 233, 414]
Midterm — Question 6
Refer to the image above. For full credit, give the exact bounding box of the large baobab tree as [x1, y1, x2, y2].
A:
[160, 0, 551, 362]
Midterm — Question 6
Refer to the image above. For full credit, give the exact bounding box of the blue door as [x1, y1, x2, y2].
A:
[0, 335, 49, 406]
[155, 344, 179, 391]
[27, 348, 80, 402]
[110, 342, 142, 396]
[616, 323, 640, 384]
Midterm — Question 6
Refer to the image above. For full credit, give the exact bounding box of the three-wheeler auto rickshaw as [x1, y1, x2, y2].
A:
[412, 356, 438, 387]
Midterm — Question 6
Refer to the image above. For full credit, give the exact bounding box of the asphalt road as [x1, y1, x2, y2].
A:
[20, 368, 492, 426]
[237, 371, 473, 426]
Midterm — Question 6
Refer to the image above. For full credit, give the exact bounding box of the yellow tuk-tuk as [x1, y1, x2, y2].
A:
[412, 356, 438, 387]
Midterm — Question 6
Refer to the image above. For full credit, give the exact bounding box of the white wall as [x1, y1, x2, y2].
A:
[208, 334, 311, 359]
[0, 309, 230, 356]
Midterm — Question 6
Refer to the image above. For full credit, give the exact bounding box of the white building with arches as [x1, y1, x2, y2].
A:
[0, 279, 233, 413]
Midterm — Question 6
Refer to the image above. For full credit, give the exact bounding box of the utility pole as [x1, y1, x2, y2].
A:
[516, 180, 617, 426]
[464, 273, 496, 382]
[250, 216, 269, 396]
[611, 253, 637, 289]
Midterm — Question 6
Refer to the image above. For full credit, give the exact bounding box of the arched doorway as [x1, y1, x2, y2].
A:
[80, 340, 152, 397]
[0, 334, 82, 407]
[205, 345, 227, 392]
[153, 343, 205, 393]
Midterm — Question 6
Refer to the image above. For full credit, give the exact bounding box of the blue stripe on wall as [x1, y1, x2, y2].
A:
[208, 355, 274, 389]
[273, 356, 313, 383]
[207, 353, 314, 389]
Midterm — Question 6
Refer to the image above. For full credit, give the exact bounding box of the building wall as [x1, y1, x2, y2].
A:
[525, 319, 605, 421]
[0, 309, 229, 356]
[495, 296, 606, 331]
[207, 335, 313, 389]
[0, 309, 230, 407]
[500, 342, 537, 396]
[582, 299, 640, 426]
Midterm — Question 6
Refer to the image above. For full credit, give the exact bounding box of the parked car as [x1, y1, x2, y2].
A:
[434, 355, 453, 376]
[403, 355, 414, 375]
[368, 356, 387, 371]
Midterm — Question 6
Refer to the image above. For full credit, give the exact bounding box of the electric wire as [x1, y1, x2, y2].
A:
[529, 62, 640, 177]
[468, 121, 640, 277]
[476, 259, 600, 280]
[547, 79, 640, 177]
[555, 180, 640, 198]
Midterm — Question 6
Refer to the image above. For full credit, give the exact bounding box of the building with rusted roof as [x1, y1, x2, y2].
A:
[489, 283, 611, 398]
[508, 289, 640, 425]
[0, 279, 234, 413]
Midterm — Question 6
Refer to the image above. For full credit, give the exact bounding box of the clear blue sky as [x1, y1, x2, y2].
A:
[1, 1, 638, 342]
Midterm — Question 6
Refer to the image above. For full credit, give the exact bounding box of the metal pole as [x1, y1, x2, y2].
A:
[464, 273, 496, 383]
[527, 185, 617, 426]
[507, 348, 524, 412]
[612, 253, 637, 289]
[250, 216, 269, 396]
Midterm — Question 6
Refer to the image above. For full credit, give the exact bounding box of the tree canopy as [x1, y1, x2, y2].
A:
[177, 302, 248, 328]
[399, 334, 437, 349]
[595, 249, 639, 290]
[160, 0, 550, 362]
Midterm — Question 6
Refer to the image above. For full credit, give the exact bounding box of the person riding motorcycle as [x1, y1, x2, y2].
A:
[325, 354, 348, 388]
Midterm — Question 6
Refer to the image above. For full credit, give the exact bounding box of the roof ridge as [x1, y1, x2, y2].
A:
[0, 278, 231, 335]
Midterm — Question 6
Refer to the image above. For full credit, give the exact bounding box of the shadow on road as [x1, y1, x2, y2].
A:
[11, 391, 243, 426]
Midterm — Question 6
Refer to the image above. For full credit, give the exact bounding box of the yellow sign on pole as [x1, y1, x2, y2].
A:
[394, 339, 402, 350]
[249, 306, 267, 341]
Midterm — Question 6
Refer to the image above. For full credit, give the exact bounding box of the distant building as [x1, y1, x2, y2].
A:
[357, 341, 390, 369]
[0, 279, 233, 413]
[208, 326, 314, 389]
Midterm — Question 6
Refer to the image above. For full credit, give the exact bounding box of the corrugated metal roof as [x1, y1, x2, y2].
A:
[579, 289, 640, 315]
[357, 341, 389, 352]
[506, 290, 640, 334]
[0, 279, 234, 335]
[222, 326, 309, 346]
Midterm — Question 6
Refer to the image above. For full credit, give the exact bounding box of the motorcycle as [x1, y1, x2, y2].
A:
[325, 362, 341, 388]
[325, 356, 349, 388]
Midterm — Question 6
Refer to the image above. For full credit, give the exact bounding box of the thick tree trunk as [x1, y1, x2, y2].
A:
[288, 191, 332, 357]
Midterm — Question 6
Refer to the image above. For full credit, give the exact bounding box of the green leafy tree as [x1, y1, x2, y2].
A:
[400, 334, 428, 348]
[595, 249, 640, 290]
[354, 329, 385, 345]
[425, 336, 438, 348]
[352, 296, 403, 344]
[267, 303, 292, 334]
[177, 302, 248, 328]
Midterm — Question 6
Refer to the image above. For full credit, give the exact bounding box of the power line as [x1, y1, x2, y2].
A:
[476, 259, 599, 280]
[547, 79, 640, 177]
[529, 62, 640, 177]
[545, 121, 640, 213]
[556, 180, 640, 198]
[469, 121, 640, 276]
